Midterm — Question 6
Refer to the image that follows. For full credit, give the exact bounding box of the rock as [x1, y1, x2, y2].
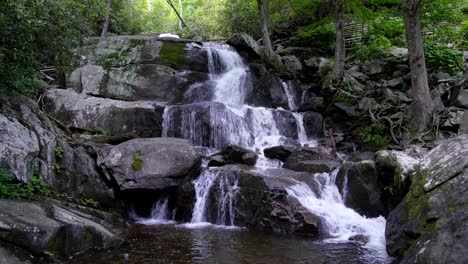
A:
[298, 97, 324, 111]
[442, 109, 465, 128]
[264, 146, 297, 162]
[283, 148, 339, 174]
[304, 57, 329, 69]
[363, 60, 385, 76]
[247, 63, 289, 109]
[186, 166, 322, 235]
[43, 89, 165, 138]
[97, 138, 200, 190]
[220, 145, 258, 166]
[459, 110, 468, 134]
[0, 93, 57, 183]
[386, 77, 404, 90]
[376, 150, 419, 182]
[302, 112, 324, 138]
[454, 89, 468, 108]
[349, 234, 369, 244]
[227, 33, 261, 59]
[0, 244, 32, 264]
[281, 55, 302, 75]
[336, 161, 385, 217]
[357, 97, 378, 112]
[0, 199, 123, 258]
[391, 48, 408, 57]
[207, 155, 226, 167]
[334, 103, 356, 116]
[386, 135, 468, 264]
[350, 151, 375, 162]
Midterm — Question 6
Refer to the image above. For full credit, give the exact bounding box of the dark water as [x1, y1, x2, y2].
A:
[68, 223, 376, 264]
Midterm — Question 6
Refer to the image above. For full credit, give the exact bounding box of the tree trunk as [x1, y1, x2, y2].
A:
[402, 0, 433, 132]
[257, 0, 274, 57]
[332, 0, 345, 85]
[100, 0, 113, 39]
[178, 0, 183, 31]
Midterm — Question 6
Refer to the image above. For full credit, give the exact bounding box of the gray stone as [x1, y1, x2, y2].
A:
[220, 145, 258, 166]
[283, 147, 339, 174]
[455, 89, 468, 108]
[0, 199, 123, 258]
[459, 110, 468, 134]
[264, 146, 298, 162]
[43, 89, 165, 137]
[282, 55, 302, 74]
[336, 161, 385, 217]
[376, 150, 419, 182]
[227, 33, 261, 59]
[391, 48, 408, 57]
[363, 60, 385, 76]
[302, 112, 324, 138]
[335, 103, 356, 116]
[247, 63, 289, 109]
[98, 138, 200, 190]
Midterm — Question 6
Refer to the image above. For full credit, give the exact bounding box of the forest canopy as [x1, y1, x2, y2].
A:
[0, 0, 466, 95]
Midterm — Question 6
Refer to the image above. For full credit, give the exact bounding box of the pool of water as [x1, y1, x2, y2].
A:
[68, 223, 385, 264]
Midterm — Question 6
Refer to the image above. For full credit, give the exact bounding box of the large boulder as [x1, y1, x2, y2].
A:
[227, 33, 261, 59]
[0, 199, 123, 259]
[43, 89, 165, 138]
[69, 64, 209, 103]
[283, 148, 340, 174]
[302, 112, 324, 138]
[0, 93, 57, 183]
[386, 135, 468, 263]
[219, 145, 258, 166]
[97, 138, 201, 191]
[176, 165, 322, 235]
[263, 146, 298, 162]
[246, 63, 289, 109]
[336, 161, 385, 217]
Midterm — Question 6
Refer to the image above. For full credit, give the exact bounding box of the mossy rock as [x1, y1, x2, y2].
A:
[159, 42, 186, 68]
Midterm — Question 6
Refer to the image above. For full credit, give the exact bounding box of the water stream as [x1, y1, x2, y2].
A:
[134, 43, 388, 263]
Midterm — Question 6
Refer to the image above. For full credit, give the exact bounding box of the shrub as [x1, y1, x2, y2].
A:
[362, 121, 391, 149]
[132, 154, 144, 171]
[425, 43, 464, 75]
[355, 36, 393, 61]
[291, 22, 336, 54]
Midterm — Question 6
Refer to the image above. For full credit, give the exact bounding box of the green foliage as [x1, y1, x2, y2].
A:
[425, 43, 464, 75]
[132, 154, 144, 171]
[0, 169, 51, 199]
[362, 121, 391, 149]
[456, 21, 468, 49]
[80, 197, 99, 208]
[55, 146, 63, 159]
[159, 42, 186, 67]
[291, 21, 336, 54]
[355, 36, 393, 61]
[367, 16, 405, 46]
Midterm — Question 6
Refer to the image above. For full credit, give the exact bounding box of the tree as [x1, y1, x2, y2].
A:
[101, 0, 113, 39]
[331, 0, 345, 85]
[402, 0, 433, 132]
[257, 0, 275, 58]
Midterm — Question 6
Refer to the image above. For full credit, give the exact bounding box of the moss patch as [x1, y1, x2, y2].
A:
[159, 42, 186, 68]
[132, 154, 144, 171]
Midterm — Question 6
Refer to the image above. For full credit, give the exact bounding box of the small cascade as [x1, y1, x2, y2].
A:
[282, 81, 297, 111]
[133, 197, 175, 225]
[286, 170, 388, 262]
[189, 169, 239, 227]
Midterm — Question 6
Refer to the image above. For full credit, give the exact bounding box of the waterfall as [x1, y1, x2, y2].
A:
[286, 170, 388, 262]
[188, 169, 239, 227]
[133, 197, 175, 225]
[282, 81, 297, 111]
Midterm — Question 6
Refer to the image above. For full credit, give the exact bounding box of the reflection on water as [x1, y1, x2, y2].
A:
[68, 224, 374, 264]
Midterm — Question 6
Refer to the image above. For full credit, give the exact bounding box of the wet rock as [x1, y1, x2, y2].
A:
[207, 155, 226, 167]
[220, 145, 258, 166]
[264, 146, 297, 162]
[334, 103, 356, 116]
[97, 138, 201, 190]
[298, 97, 324, 111]
[43, 89, 165, 138]
[247, 63, 289, 109]
[350, 151, 375, 162]
[283, 148, 339, 174]
[282, 55, 302, 75]
[227, 33, 261, 59]
[336, 161, 385, 217]
[349, 234, 369, 244]
[0, 199, 123, 258]
[302, 112, 324, 138]
[386, 135, 468, 264]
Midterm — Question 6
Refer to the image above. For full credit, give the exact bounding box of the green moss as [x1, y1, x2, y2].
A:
[159, 42, 186, 67]
[132, 154, 144, 171]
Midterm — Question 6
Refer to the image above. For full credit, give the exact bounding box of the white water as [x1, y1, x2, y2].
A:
[286, 170, 388, 262]
[133, 197, 175, 225]
[160, 43, 388, 262]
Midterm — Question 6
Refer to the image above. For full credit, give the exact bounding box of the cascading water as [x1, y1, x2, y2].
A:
[132, 197, 175, 225]
[286, 170, 388, 262]
[159, 43, 388, 262]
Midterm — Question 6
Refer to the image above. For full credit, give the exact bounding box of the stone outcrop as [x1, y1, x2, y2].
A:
[98, 138, 200, 191]
[283, 147, 340, 174]
[227, 33, 261, 59]
[386, 135, 468, 263]
[43, 89, 165, 138]
[0, 199, 123, 259]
